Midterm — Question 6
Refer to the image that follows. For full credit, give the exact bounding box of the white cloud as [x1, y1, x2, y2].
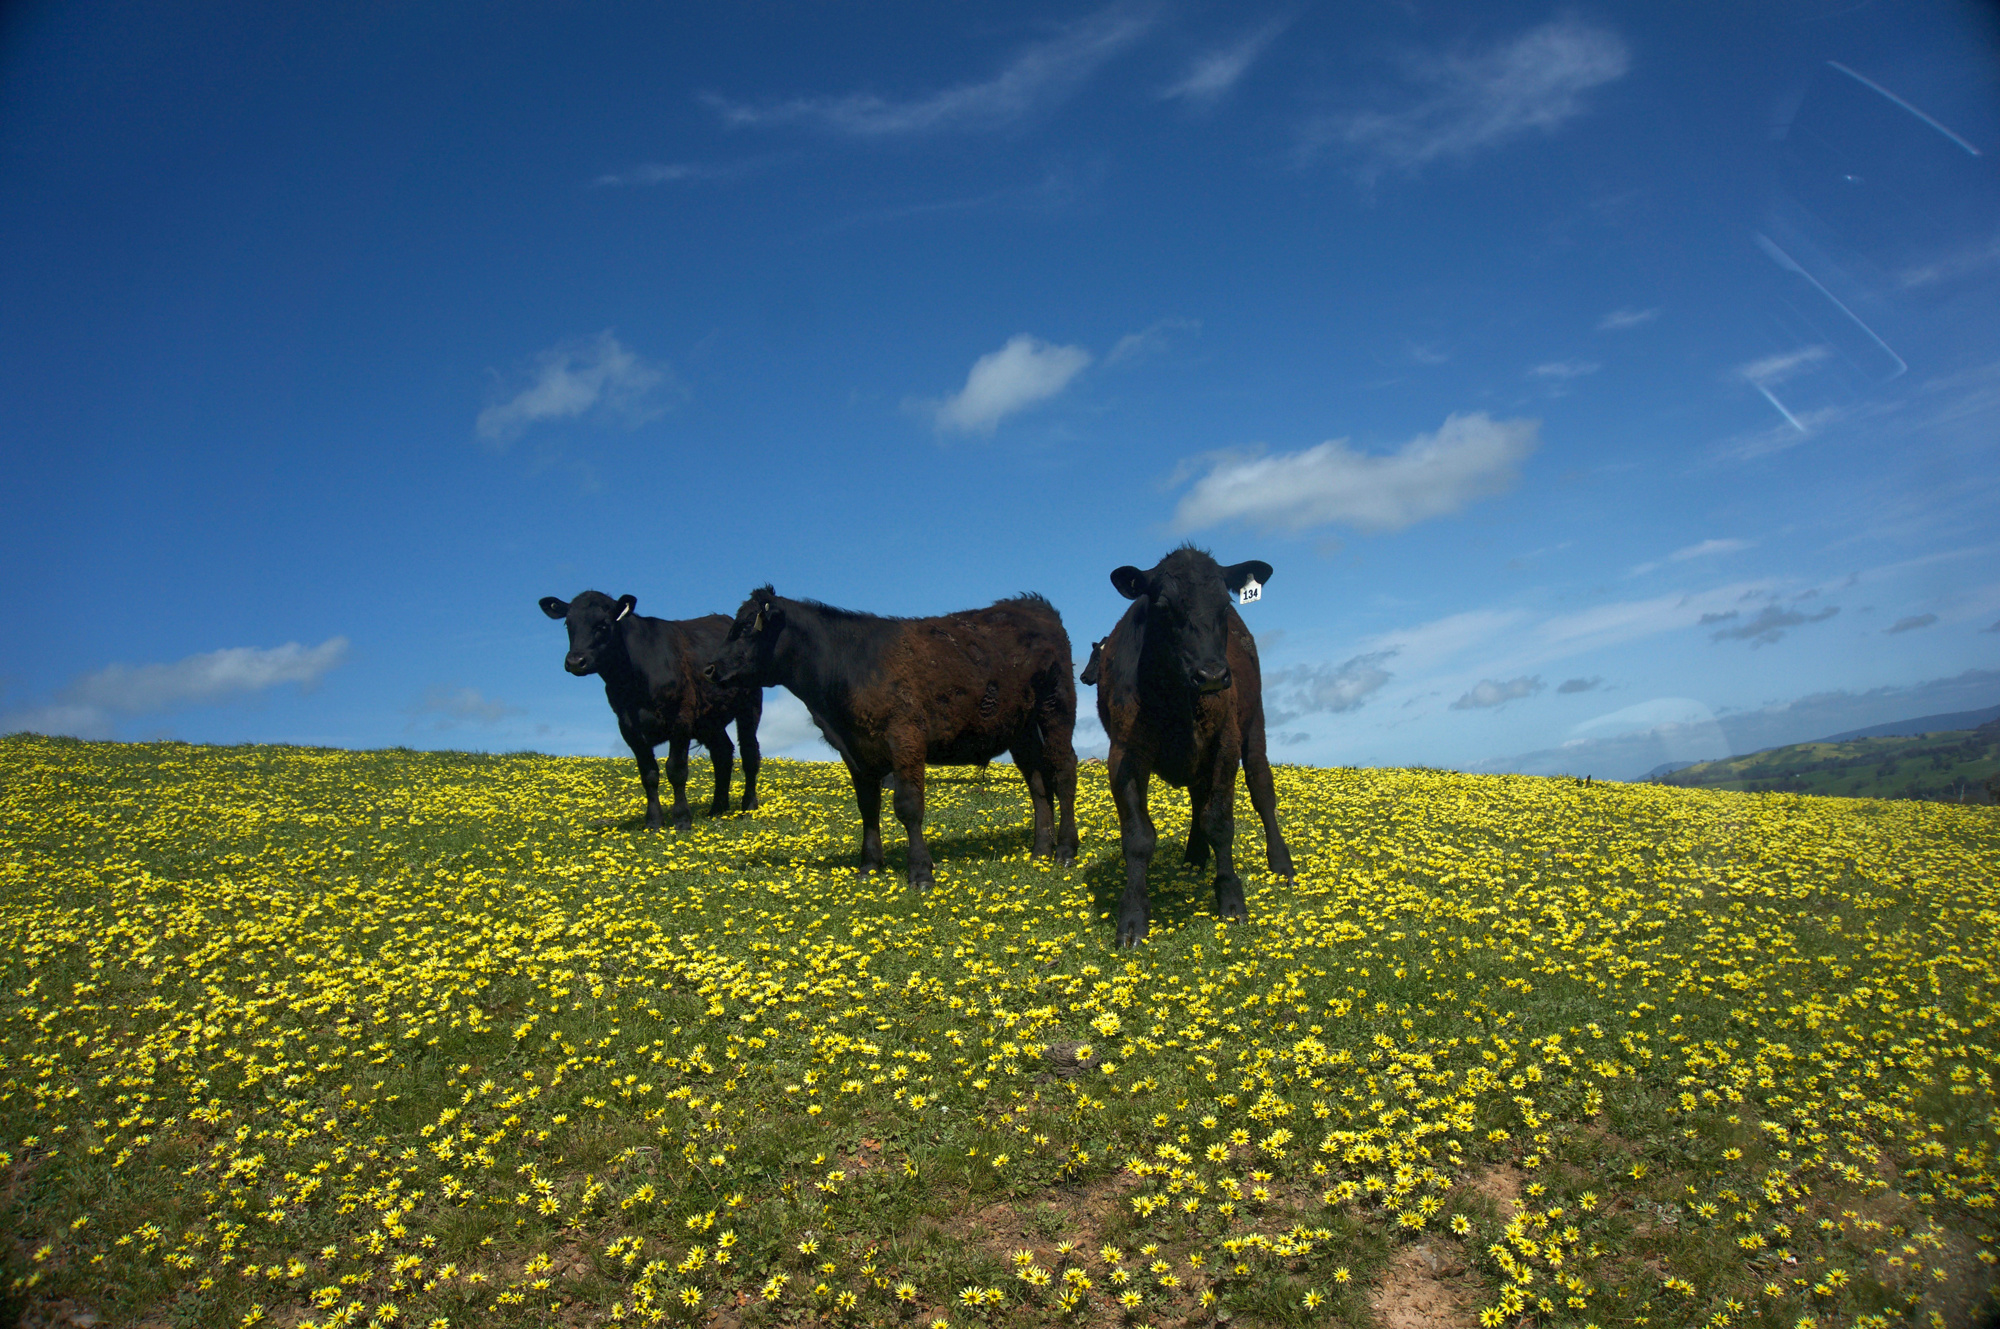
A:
[1630, 537, 1752, 576]
[476, 332, 677, 446]
[4, 638, 350, 739]
[1307, 18, 1629, 178]
[1597, 306, 1658, 331]
[67, 639, 349, 713]
[1450, 675, 1544, 710]
[1104, 316, 1199, 366]
[1705, 603, 1839, 646]
[756, 691, 839, 761]
[1737, 345, 1829, 385]
[413, 685, 521, 727]
[1530, 360, 1599, 380]
[1268, 651, 1398, 723]
[1161, 18, 1290, 103]
[1557, 676, 1603, 693]
[925, 334, 1093, 434]
[593, 162, 703, 187]
[706, 7, 1152, 137]
[1172, 411, 1539, 534]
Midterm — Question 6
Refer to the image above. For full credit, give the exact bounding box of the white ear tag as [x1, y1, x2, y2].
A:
[1239, 578, 1262, 605]
[616, 603, 632, 621]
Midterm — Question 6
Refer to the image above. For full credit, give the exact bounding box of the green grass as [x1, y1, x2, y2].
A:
[1, 734, 1996, 1329]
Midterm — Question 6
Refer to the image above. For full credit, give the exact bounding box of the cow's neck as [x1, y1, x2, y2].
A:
[768, 600, 845, 713]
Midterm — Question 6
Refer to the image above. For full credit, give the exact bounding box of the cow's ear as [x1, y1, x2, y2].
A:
[615, 595, 637, 621]
[1223, 561, 1273, 593]
[1110, 566, 1149, 600]
[539, 597, 570, 620]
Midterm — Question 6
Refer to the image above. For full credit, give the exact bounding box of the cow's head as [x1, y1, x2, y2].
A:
[539, 591, 636, 677]
[1108, 548, 1270, 694]
[705, 585, 782, 687]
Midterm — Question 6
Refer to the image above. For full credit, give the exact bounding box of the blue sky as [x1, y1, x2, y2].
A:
[3, 0, 1997, 780]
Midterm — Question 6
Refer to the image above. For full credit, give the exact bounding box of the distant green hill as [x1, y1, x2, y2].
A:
[1655, 718, 2000, 803]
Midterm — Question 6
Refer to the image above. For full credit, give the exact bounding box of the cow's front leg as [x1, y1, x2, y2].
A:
[624, 727, 665, 830]
[848, 764, 885, 876]
[1108, 748, 1156, 947]
[736, 699, 762, 811]
[1200, 757, 1246, 924]
[891, 743, 933, 890]
[705, 727, 735, 817]
[664, 736, 693, 831]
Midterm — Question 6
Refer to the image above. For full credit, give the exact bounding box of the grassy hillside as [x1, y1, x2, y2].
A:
[1, 735, 1996, 1329]
[1657, 722, 2000, 804]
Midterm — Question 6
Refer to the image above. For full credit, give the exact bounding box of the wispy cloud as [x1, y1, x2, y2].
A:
[1161, 17, 1291, 104]
[1172, 411, 1539, 534]
[1267, 651, 1398, 723]
[1739, 345, 1829, 386]
[1597, 306, 1658, 331]
[1630, 537, 1752, 576]
[412, 685, 521, 728]
[1557, 676, 1604, 693]
[1105, 317, 1199, 366]
[1451, 675, 1544, 710]
[3, 639, 350, 740]
[1885, 613, 1938, 634]
[590, 159, 766, 188]
[1304, 17, 1629, 179]
[706, 6, 1153, 137]
[476, 332, 679, 446]
[1706, 603, 1839, 646]
[1530, 360, 1599, 380]
[921, 335, 1093, 435]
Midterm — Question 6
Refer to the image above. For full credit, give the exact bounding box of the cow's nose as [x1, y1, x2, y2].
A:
[1191, 662, 1231, 693]
[702, 663, 719, 681]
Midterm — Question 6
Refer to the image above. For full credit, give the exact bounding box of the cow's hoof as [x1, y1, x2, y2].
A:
[1054, 850, 1076, 868]
[1116, 921, 1148, 949]
[673, 816, 694, 833]
[741, 795, 759, 811]
[708, 803, 729, 818]
[908, 875, 935, 894]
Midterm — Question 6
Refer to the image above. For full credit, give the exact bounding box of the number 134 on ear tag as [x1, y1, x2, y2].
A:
[1239, 578, 1261, 605]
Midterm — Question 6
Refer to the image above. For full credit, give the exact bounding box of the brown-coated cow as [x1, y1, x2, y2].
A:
[540, 591, 762, 831]
[706, 586, 1079, 887]
[1089, 547, 1292, 946]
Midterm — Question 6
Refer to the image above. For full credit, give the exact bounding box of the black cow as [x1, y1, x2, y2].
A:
[539, 591, 762, 830]
[706, 586, 1078, 886]
[1089, 547, 1292, 946]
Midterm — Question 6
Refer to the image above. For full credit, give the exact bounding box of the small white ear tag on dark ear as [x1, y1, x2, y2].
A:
[616, 603, 632, 621]
[1239, 578, 1262, 605]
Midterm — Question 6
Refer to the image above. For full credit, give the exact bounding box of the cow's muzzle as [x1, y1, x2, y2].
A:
[1190, 662, 1232, 694]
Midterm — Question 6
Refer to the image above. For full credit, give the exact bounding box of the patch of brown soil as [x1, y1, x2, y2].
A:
[1460, 1163, 1525, 1212]
[1368, 1240, 1481, 1329]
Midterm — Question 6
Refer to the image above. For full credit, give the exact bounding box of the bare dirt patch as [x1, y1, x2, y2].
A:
[1368, 1240, 1481, 1329]
[1460, 1163, 1525, 1212]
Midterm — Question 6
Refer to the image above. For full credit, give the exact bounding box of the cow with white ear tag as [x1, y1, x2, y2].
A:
[537, 590, 764, 831]
[1084, 547, 1292, 947]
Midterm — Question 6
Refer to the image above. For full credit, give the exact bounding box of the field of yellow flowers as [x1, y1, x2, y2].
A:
[1, 734, 1995, 1329]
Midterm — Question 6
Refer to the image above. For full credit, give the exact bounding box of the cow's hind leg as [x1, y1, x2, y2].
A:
[1109, 749, 1157, 947]
[846, 763, 887, 876]
[1241, 741, 1293, 878]
[1037, 689, 1080, 867]
[664, 736, 694, 832]
[703, 726, 735, 817]
[736, 697, 762, 811]
[622, 725, 665, 830]
[1009, 731, 1056, 858]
